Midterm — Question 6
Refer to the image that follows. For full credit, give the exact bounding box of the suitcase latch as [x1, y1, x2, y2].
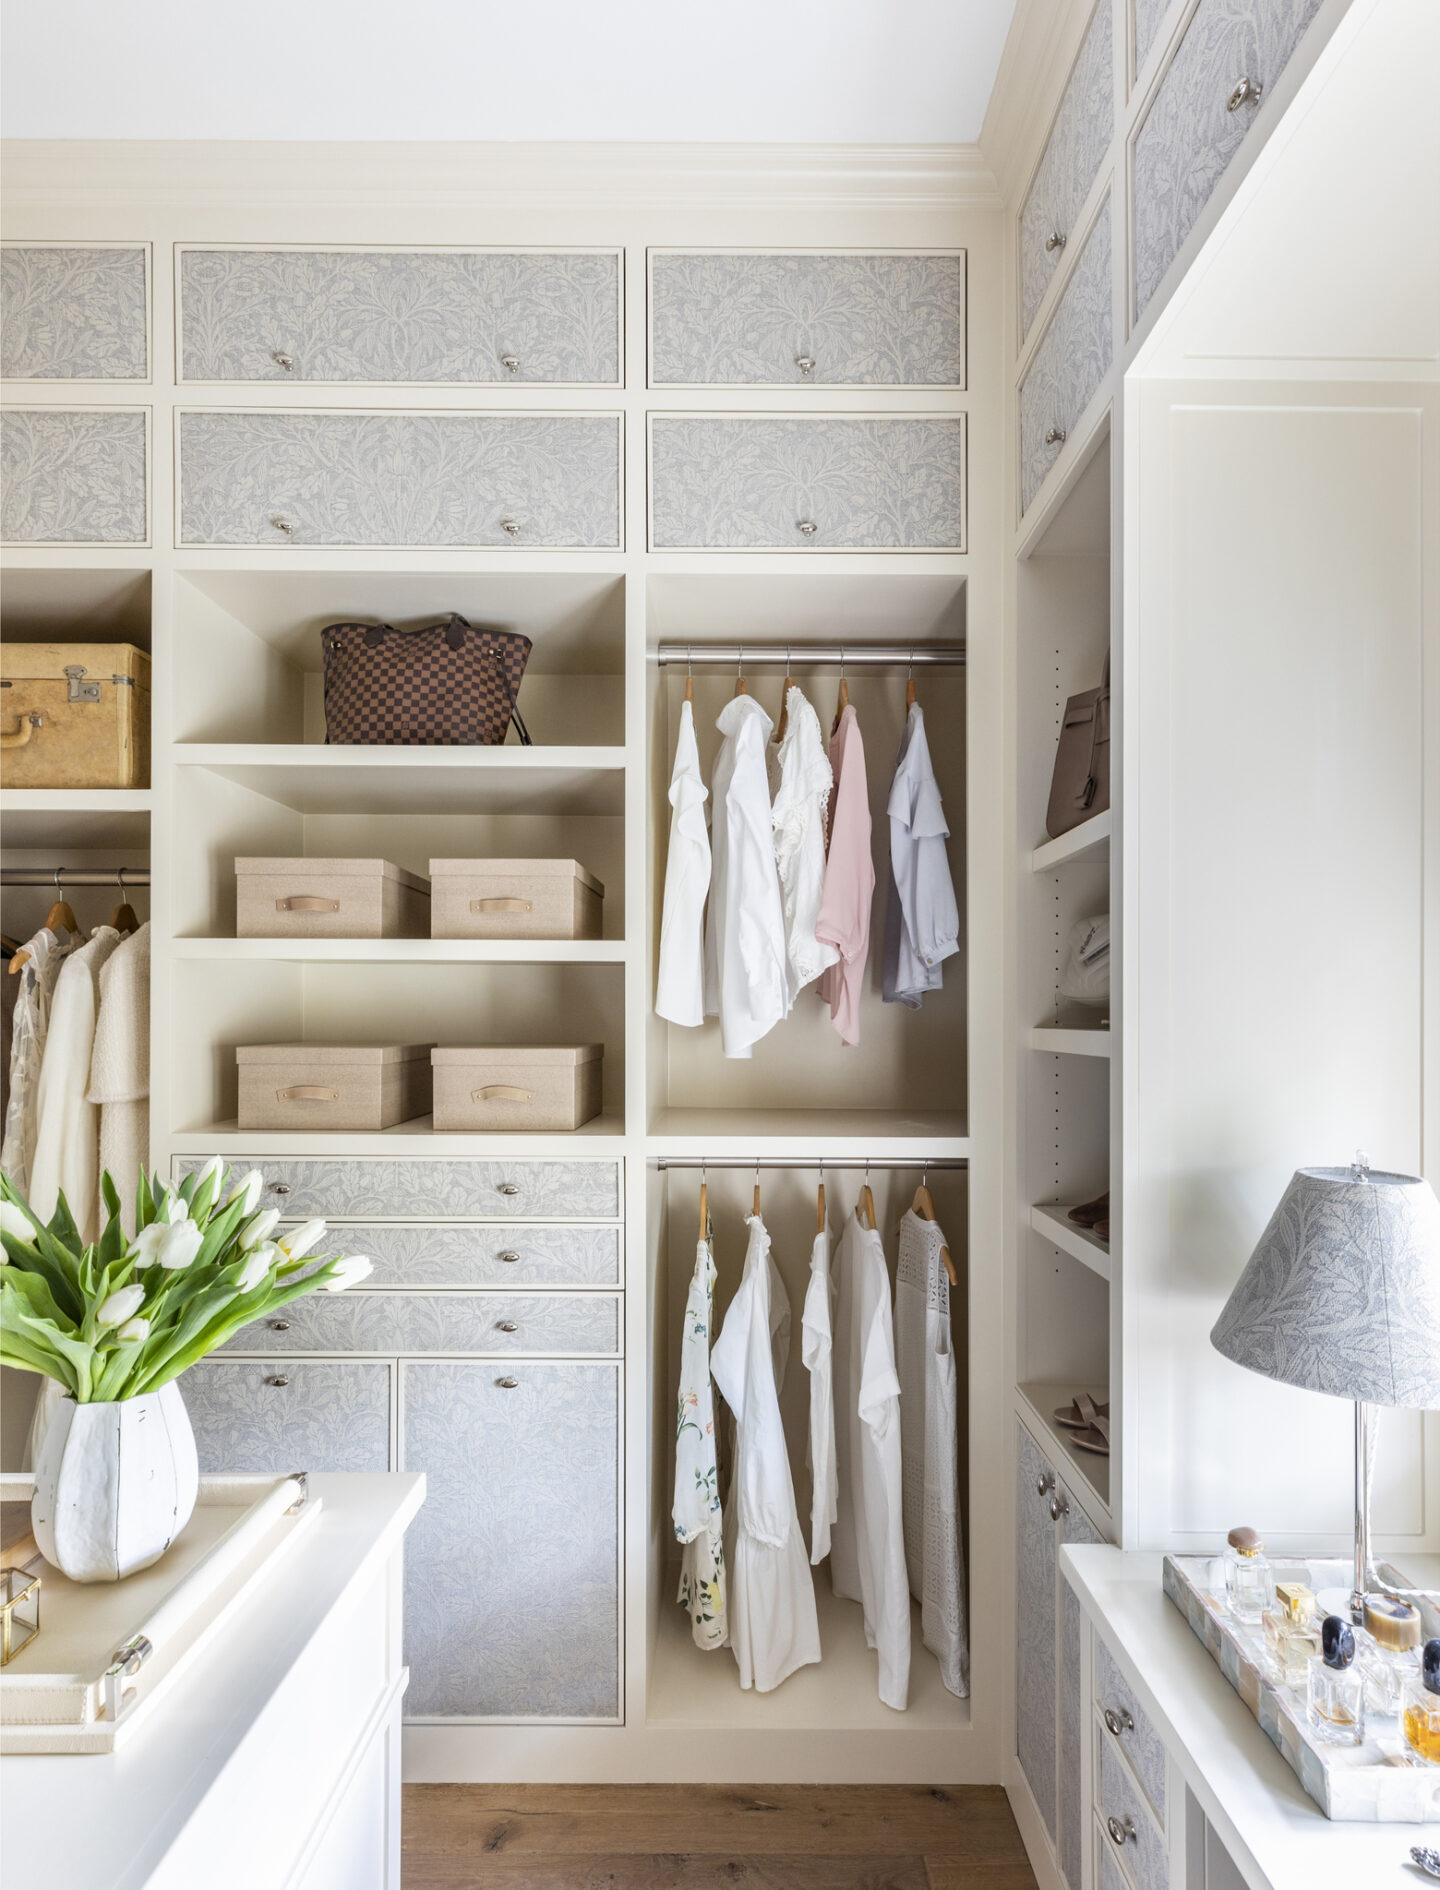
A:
[64, 665, 102, 704]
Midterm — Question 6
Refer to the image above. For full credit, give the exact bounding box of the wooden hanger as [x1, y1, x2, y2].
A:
[912, 1168, 959, 1286]
[109, 868, 140, 938]
[698, 1164, 709, 1244]
[834, 648, 850, 729]
[858, 1161, 877, 1232]
[12, 873, 79, 975]
[733, 647, 748, 698]
[773, 648, 794, 745]
[816, 1165, 826, 1234]
[905, 647, 917, 711]
[752, 1159, 762, 1218]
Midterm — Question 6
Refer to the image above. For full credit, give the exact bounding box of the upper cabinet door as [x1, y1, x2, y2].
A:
[1, 244, 149, 381]
[177, 247, 622, 385]
[649, 250, 966, 387]
[1132, 0, 1324, 321]
[1018, 1, 1114, 343]
[1018, 201, 1113, 516]
[1, 408, 149, 546]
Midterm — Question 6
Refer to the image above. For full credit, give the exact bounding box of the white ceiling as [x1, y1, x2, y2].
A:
[0, 0, 1015, 143]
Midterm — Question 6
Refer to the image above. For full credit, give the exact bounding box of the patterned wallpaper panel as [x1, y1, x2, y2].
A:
[1, 408, 147, 544]
[183, 1358, 393, 1474]
[175, 1156, 621, 1220]
[2, 245, 148, 380]
[286, 1223, 621, 1288]
[1019, 202, 1113, 515]
[1096, 1638, 1169, 1825]
[223, 1289, 621, 1356]
[1016, 1424, 1059, 1837]
[1133, 0, 1171, 73]
[1059, 1493, 1103, 1890]
[1019, 2, 1114, 341]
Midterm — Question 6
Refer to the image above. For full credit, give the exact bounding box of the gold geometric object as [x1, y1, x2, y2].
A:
[0, 1567, 41, 1666]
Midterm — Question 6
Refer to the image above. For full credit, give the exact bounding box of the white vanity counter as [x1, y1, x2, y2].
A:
[1063, 1546, 1440, 1890]
[0, 1472, 424, 1890]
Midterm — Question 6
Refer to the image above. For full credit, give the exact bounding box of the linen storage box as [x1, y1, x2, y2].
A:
[432, 1045, 604, 1133]
[0, 642, 149, 788]
[236, 1043, 434, 1132]
[236, 857, 430, 939]
[429, 858, 604, 940]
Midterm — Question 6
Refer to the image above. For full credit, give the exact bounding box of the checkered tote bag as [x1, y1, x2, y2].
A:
[321, 614, 532, 746]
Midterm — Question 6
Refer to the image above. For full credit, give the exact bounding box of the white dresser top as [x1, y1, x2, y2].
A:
[1063, 1545, 1440, 1890]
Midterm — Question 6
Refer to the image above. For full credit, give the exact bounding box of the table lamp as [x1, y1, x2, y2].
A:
[1210, 1154, 1440, 1620]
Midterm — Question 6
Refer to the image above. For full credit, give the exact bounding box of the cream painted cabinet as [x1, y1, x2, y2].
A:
[1018, 201, 1112, 514]
[1, 407, 148, 544]
[1018, 0, 1113, 341]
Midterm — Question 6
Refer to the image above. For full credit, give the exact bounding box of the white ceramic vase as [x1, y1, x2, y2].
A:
[31, 1382, 199, 1583]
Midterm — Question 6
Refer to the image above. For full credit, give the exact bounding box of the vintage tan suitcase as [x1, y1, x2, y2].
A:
[431, 1045, 604, 1133]
[0, 642, 150, 788]
[429, 858, 604, 940]
[237, 1043, 434, 1132]
[236, 858, 431, 939]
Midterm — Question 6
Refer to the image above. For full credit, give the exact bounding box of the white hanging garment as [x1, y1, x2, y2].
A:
[656, 699, 711, 1027]
[895, 1208, 970, 1698]
[703, 695, 792, 1059]
[29, 927, 121, 1241]
[802, 1222, 838, 1565]
[831, 1206, 911, 1711]
[710, 1212, 821, 1692]
[815, 705, 874, 1048]
[673, 1231, 727, 1650]
[884, 702, 960, 1008]
[771, 686, 839, 995]
[86, 922, 151, 1231]
[1, 926, 78, 1198]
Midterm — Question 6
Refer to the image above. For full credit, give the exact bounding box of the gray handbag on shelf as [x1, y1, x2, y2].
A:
[1045, 653, 1110, 837]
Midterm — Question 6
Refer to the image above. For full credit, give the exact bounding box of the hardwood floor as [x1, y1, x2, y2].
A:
[403, 1783, 1038, 1890]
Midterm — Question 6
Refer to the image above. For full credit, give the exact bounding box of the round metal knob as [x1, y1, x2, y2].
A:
[1045, 231, 1067, 254]
[270, 516, 295, 537]
[1050, 1493, 1069, 1521]
[500, 354, 520, 374]
[1104, 1707, 1135, 1737]
[497, 1182, 521, 1197]
[267, 1319, 291, 1332]
[272, 349, 295, 372]
[496, 1321, 519, 1333]
[270, 1183, 291, 1195]
[499, 518, 521, 537]
[797, 520, 819, 537]
[1107, 1816, 1136, 1847]
[498, 1250, 521, 1264]
[265, 1375, 290, 1388]
[1045, 426, 1067, 447]
[795, 355, 816, 376]
[1226, 76, 1263, 112]
[497, 1376, 519, 1389]
[1036, 1471, 1055, 1498]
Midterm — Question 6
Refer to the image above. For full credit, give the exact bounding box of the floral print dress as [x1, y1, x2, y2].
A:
[673, 1233, 727, 1648]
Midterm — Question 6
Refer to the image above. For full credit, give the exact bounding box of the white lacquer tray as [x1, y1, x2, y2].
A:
[0, 1472, 321, 1753]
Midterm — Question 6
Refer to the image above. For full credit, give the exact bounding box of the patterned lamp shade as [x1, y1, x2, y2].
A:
[1211, 1167, 1440, 1408]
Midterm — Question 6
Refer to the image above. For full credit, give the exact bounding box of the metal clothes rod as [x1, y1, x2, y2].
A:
[654, 643, 965, 668]
[652, 1157, 967, 1171]
[1, 867, 150, 887]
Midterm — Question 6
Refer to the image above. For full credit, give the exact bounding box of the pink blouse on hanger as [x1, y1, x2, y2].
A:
[815, 705, 874, 1047]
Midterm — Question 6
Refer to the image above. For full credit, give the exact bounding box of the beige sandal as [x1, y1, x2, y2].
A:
[1072, 1409, 1110, 1456]
[1053, 1392, 1109, 1432]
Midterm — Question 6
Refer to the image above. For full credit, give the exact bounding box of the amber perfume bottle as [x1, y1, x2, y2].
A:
[1308, 1615, 1365, 1747]
[1262, 1583, 1321, 1685]
[1403, 1640, 1440, 1764]
[1358, 1597, 1422, 1717]
[1223, 1526, 1274, 1624]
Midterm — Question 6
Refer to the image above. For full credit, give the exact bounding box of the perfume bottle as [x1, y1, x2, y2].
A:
[1402, 1640, 1440, 1764]
[1358, 1596, 1422, 1717]
[1308, 1615, 1365, 1747]
[1262, 1582, 1321, 1685]
[1223, 1526, 1275, 1623]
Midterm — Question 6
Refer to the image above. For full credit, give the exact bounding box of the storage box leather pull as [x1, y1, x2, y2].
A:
[475, 1086, 535, 1104]
[276, 896, 340, 913]
[471, 897, 533, 914]
[277, 1086, 340, 1103]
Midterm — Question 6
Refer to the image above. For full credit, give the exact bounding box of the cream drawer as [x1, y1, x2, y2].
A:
[227, 1290, 620, 1356]
[175, 1158, 621, 1220]
[177, 410, 622, 549]
[185, 1358, 392, 1473]
[2, 245, 149, 381]
[1018, 1, 1112, 341]
[297, 1223, 621, 1288]
[1, 408, 148, 546]
[649, 250, 965, 387]
[1096, 1639, 1168, 1826]
[1018, 200, 1113, 515]
[178, 246, 621, 385]
[649, 414, 966, 552]
[1098, 1741, 1167, 1890]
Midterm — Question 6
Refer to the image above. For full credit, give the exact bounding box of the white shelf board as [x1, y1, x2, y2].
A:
[1030, 811, 1111, 871]
[171, 745, 625, 816]
[1029, 1203, 1111, 1281]
[1017, 1379, 1112, 1518]
[169, 1115, 626, 1158]
[648, 1108, 970, 1161]
[0, 788, 153, 850]
[171, 937, 627, 966]
[1027, 1025, 1111, 1058]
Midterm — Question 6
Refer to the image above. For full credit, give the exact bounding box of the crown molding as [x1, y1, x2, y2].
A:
[979, 0, 1094, 210]
[1, 140, 1001, 212]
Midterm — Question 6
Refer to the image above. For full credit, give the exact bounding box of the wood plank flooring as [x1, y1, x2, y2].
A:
[404, 1784, 1038, 1890]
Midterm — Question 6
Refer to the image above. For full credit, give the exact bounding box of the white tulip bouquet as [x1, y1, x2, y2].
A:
[0, 1162, 372, 1404]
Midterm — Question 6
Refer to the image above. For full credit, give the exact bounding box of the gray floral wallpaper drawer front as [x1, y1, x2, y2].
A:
[1133, 0, 1323, 320]
[177, 410, 622, 548]
[401, 1360, 620, 1718]
[1018, 202, 1113, 516]
[175, 1157, 621, 1221]
[1096, 1639, 1168, 1826]
[650, 415, 967, 551]
[1018, 1, 1113, 341]
[292, 1222, 620, 1287]
[1099, 1742, 1167, 1890]
[226, 1290, 620, 1356]
[2, 245, 148, 380]
[179, 248, 620, 384]
[183, 1358, 392, 1473]
[649, 251, 965, 386]
[1, 409, 148, 545]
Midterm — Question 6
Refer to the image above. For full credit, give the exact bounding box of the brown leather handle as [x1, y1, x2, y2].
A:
[277, 896, 340, 912]
[473, 1085, 534, 1104]
[471, 897, 533, 913]
[277, 1085, 340, 1102]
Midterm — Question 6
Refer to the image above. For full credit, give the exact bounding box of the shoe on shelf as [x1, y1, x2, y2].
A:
[1072, 1408, 1110, 1456]
[1053, 1391, 1109, 1431]
[1093, 1219, 1110, 1243]
[1067, 1191, 1109, 1228]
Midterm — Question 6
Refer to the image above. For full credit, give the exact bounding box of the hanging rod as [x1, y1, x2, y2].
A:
[1, 867, 150, 888]
[653, 643, 964, 668]
[652, 1157, 967, 1171]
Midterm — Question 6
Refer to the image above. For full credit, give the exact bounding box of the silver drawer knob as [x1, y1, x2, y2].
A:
[265, 1375, 290, 1388]
[499, 518, 521, 537]
[272, 349, 295, 371]
[497, 1375, 519, 1389]
[1045, 426, 1067, 447]
[1036, 1470, 1055, 1498]
[500, 354, 520, 374]
[267, 1319, 291, 1332]
[1107, 1816, 1137, 1848]
[496, 1320, 519, 1333]
[270, 1183, 291, 1195]
[1049, 1492, 1069, 1521]
[795, 354, 816, 376]
[497, 1182, 521, 1197]
[797, 520, 819, 536]
[1045, 231, 1066, 254]
[498, 1251, 521, 1264]
[270, 516, 294, 536]
[1226, 76, 1263, 112]
[1103, 1707, 1135, 1737]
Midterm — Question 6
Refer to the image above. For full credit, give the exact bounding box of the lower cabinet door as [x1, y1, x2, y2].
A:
[401, 1359, 620, 1720]
[1059, 1486, 1103, 1890]
[182, 1358, 393, 1473]
[1016, 1423, 1060, 1838]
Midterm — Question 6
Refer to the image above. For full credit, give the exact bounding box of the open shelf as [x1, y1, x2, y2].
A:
[1017, 1381, 1111, 1516]
[172, 745, 625, 816]
[1029, 1203, 1110, 1281]
[1027, 1025, 1111, 1057]
[172, 937, 626, 965]
[0, 788, 152, 849]
[1031, 811, 1110, 871]
[171, 1116, 626, 1157]
[648, 1108, 969, 1159]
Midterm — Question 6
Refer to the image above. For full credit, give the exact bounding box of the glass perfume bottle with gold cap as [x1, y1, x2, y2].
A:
[1402, 1640, 1440, 1764]
[1308, 1615, 1365, 1747]
[1261, 1582, 1321, 1685]
[1223, 1526, 1274, 1624]
[1358, 1596, 1422, 1717]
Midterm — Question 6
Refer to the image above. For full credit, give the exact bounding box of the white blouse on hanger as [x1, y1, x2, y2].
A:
[655, 698, 711, 1028]
[815, 705, 874, 1049]
[802, 1221, 838, 1565]
[673, 1230, 727, 1650]
[87, 922, 151, 1233]
[710, 1212, 821, 1693]
[703, 694, 792, 1059]
[831, 1206, 911, 1711]
[29, 927, 120, 1241]
[895, 1208, 969, 1698]
[1, 925, 76, 1199]
[771, 686, 839, 995]
[884, 702, 960, 1008]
